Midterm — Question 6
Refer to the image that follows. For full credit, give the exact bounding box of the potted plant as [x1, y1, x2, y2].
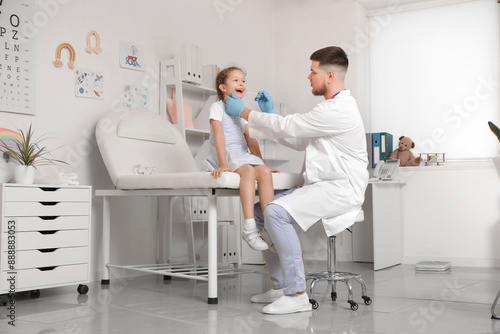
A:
[0, 124, 67, 184]
[488, 121, 500, 178]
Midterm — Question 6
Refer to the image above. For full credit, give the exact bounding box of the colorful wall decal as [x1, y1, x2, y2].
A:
[74, 68, 104, 99]
[123, 85, 148, 109]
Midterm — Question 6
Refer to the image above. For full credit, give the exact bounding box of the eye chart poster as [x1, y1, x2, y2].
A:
[0, 1, 36, 115]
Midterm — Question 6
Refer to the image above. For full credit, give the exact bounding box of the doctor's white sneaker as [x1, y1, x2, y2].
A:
[261, 293, 312, 315]
[251, 288, 284, 303]
[242, 229, 269, 251]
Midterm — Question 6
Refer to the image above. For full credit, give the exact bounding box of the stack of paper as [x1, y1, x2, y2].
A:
[415, 261, 451, 272]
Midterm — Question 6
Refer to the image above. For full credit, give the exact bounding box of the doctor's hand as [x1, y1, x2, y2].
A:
[211, 166, 234, 179]
[225, 92, 246, 117]
[255, 90, 276, 114]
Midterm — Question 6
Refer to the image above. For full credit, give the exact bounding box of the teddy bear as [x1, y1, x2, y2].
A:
[388, 136, 422, 166]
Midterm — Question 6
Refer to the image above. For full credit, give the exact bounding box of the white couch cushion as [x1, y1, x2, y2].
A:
[116, 172, 303, 190]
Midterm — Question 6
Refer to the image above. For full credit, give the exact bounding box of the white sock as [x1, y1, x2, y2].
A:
[244, 218, 257, 231]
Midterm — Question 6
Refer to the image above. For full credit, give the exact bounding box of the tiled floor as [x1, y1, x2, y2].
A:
[1, 262, 500, 333]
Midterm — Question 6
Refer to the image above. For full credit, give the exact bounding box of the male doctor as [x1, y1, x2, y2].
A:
[225, 46, 369, 315]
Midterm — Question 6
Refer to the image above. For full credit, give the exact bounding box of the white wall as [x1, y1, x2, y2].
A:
[399, 163, 500, 267]
[1, 0, 277, 280]
[272, 0, 369, 258]
[273, 0, 500, 268]
[5, 0, 499, 282]
[354, 0, 500, 268]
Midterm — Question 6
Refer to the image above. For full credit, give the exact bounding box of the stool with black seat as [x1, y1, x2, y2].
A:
[306, 210, 372, 310]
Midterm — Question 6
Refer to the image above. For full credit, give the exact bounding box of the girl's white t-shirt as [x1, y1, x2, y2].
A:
[209, 102, 248, 124]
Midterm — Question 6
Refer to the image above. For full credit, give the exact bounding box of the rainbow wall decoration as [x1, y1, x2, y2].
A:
[0, 128, 23, 149]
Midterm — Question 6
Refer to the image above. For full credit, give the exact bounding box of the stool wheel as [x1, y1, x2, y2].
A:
[348, 300, 358, 311]
[331, 292, 337, 301]
[309, 298, 319, 310]
[362, 296, 372, 305]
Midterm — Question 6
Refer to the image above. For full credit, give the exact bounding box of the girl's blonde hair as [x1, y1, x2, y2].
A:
[215, 66, 246, 100]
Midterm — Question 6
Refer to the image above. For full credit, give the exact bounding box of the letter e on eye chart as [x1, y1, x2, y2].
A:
[0, 1, 35, 115]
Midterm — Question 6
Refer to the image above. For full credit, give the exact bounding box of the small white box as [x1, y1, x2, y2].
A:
[227, 225, 238, 263]
[202, 64, 218, 90]
[191, 197, 198, 220]
[415, 261, 451, 272]
[179, 43, 202, 85]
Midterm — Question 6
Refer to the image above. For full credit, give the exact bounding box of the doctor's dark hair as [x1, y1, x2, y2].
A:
[215, 66, 246, 101]
[310, 46, 349, 72]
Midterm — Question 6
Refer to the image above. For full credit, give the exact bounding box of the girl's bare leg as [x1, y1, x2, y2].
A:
[235, 164, 256, 219]
[254, 165, 274, 212]
[235, 164, 268, 251]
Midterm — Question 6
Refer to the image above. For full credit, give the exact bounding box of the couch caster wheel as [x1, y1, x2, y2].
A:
[0, 294, 8, 306]
[77, 284, 89, 295]
[30, 290, 40, 299]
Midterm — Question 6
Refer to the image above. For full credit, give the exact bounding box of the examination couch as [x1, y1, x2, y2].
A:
[95, 107, 302, 304]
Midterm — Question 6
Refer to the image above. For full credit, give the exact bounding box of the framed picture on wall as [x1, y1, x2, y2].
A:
[0, 1, 36, 115]
[119, 41, 145, 72]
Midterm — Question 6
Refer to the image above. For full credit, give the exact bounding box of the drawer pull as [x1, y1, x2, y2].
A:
[40, 216, 59, 220]
[38, 266, 57, 271]
[39, 230, 58, 235]
[39, 202, 59, 206]
[39, 187, 60, 192]
[38, 248, 58, 253]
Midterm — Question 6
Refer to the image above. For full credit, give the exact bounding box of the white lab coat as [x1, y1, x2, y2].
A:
[248, 90, 369, 236]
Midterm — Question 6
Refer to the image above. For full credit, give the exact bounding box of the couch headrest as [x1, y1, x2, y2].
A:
[117, 111, 176, 144]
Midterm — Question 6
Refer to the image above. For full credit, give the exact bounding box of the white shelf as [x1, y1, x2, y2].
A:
[185, 128, 210, 137]
[165, 81, 216, 95]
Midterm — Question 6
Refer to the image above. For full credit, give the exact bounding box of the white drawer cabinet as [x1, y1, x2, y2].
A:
[0, 184, 91, 298]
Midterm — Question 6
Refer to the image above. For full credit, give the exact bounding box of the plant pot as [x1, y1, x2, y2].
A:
[14, 165, 36, 184]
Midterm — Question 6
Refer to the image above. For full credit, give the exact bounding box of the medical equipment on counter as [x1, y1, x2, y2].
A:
[370, 159, 399, 181]
[95, 107, 302, 304]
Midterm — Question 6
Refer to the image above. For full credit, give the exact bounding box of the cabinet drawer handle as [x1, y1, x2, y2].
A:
[39, 202, 59, 206]
[39, 230, 58, 235]
[40, 216, 59, 220]
[38, 266, 57, 271]
[39, 187, 60, 192]
[38, 248, 58, 253]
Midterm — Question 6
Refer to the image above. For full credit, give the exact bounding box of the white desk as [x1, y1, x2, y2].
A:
[352, 180, 405, 270]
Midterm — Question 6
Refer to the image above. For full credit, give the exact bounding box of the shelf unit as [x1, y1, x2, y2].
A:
[159, 58, 241, 267]
[159, 58, 216, 141]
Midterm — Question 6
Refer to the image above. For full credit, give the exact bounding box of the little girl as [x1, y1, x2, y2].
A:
[205, 67, 276, 251]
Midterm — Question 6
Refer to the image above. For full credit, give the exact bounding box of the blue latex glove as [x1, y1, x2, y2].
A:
[225, 92, 246, 117]
[255, 90, 276, 114]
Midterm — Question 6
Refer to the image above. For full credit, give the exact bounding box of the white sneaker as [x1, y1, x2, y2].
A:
[251, 288, 284, 303]
[261, 293, 312, 315]
[242, 229, 269, 251]
[260, 228, 277, 253]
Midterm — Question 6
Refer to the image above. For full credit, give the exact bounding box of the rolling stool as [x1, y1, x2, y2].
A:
[307, 210, 371, 310]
